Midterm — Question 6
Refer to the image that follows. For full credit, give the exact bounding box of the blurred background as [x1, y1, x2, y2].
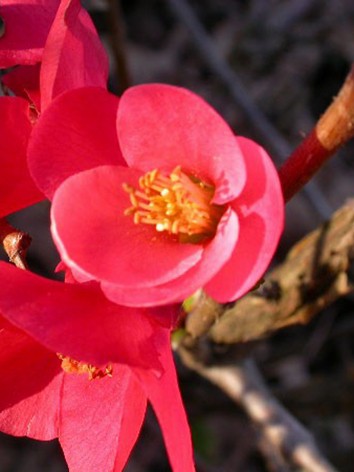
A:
[1, 0, 354, 470]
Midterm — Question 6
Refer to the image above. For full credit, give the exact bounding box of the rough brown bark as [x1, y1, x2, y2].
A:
[183, 200, 354, 347]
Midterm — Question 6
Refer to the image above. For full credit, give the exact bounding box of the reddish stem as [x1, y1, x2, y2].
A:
[279, 64, 354, 202]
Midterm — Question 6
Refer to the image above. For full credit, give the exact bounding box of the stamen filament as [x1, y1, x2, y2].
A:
[123, 166, 225, 243]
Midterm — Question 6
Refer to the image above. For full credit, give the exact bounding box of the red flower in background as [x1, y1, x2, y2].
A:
[0, 0, 108, 106]
[0, 263, 195, 472]
[0, 0, 108, 217]
[29, 84, 284, 307]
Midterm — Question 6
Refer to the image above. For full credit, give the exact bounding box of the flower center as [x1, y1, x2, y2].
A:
[123, 166, 225, 243]
[57, 354, 113, 380]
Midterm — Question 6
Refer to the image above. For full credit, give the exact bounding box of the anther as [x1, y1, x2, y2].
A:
[58, 354, 113, 381]
[123, 166, 225, 243]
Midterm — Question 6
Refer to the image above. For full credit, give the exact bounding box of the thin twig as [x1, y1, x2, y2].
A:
[106, 0, 131, 94]
[279, 65, 354, 201]
[179, 350, 338, 472]
[166, 0, 332, 219]
[0, 218, 31, 269]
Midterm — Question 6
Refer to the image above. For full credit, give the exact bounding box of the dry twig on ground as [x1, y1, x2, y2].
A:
[179, 352, 339, 472]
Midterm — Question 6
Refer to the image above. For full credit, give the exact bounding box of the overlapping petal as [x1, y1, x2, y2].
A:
[28, 87, 122, 199]
[0, 262, 190, 465]
[60, 368, 147, 472]
[0, 318, 150, 471]
[101, 208, 239, 306]
[117, 84, 246, 204]
[0, 262, 170, 371]
[40, 0, 109, 110]
[0, 277, 194, 471]
[205, 137, 284, 301]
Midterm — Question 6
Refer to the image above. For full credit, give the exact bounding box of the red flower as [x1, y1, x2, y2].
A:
[2, 0, 108, 108]
[0, 0, 108, 217]
[0, 263, 195, 472]
[29, 84, 284, 306]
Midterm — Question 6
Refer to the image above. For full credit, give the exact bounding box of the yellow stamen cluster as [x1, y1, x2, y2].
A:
[58, 354, 113, 381]
[123, 166, 224, 243]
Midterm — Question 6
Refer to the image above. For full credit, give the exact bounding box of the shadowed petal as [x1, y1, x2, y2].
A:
[0, 262, 166, 372]
[135, 331, 195, 472]
[60, 366, 146, 472]
[2, 64, 41, 110]
[0, 317, 61, 440]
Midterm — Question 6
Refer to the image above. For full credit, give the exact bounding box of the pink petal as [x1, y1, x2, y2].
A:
[0, 97, 43, 217]
[205, 137, 284, 302]
[0, 317, 61, 440]
[0, 262, 165, 372]
[2, 64, 41, 110]
[135, 332, 195, 472]
[117, 84, 246, 204]
[59, 366, 146, 472]
[102, 208, 239, 307]
[40, 0, 109, 110]
[0, 0, 60, 68]
[28, 87, 122, 199]
[51, 165, 203, 288]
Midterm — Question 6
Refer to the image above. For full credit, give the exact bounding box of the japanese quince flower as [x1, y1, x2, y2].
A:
[0, 0, 108, 217]
[0, 263, 194, 472]
[28, 84, 284, 307]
